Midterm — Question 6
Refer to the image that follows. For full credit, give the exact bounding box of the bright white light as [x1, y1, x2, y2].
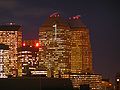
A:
[117, 78, 119, 82]
[35, 43, 39, 47]
[10, 23, 13, 25]
[53, 24, 57, 28]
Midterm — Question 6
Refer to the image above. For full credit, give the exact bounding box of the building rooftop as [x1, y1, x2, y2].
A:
[17, 46, 39, 52]
[0, 24, 21, 31]
[68, 15, 86, 28]
[40, 12, 70, 30]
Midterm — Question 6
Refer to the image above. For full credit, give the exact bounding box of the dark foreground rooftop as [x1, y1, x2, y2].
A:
[0, 77, 73, 90]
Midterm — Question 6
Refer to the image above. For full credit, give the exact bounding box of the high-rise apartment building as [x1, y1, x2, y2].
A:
[0, 23, 22, 76]
[68, 15, 93, 73]
[39, 12, 71, 77]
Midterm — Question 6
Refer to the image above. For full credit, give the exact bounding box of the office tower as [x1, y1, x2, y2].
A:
[39, 12, 71, 77]
[17, 40, 39, 76]
[68, 15, 93, 73]
[80, 84, 90, 90]
[0, 23, 22, 76]
[0, 44, 9, 78]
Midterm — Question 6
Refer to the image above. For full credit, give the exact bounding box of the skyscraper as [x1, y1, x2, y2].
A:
[68, 15, 93, 73]
[39, 13, 93, 76]
[0, 23, 22, 76]
[39, 12, 71, 77]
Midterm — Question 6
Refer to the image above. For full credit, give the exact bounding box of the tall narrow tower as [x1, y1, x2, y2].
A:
[39, 12, 71, 77]
[68, 15, 93, 73]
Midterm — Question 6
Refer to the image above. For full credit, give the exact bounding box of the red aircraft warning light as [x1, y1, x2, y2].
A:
[23, 43, 26, 46]
[35, 43, 40, 47]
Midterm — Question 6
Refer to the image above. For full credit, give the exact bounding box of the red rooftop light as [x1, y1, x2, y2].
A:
[23, 43, 26, 46]
[50, 12, 60, 18]
[69, 15, 81, 20]
[73, 15, 80, 19]
[35, 43, 40, 47]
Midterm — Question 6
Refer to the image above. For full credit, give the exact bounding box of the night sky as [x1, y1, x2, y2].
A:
[0, 0, 120, 82]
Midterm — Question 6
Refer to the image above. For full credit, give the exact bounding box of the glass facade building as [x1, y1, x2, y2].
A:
[68, 16, 93, 73]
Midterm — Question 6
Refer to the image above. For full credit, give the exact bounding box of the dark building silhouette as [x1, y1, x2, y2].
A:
[80, 84, 90, 90]
[0, 77, 73, 90]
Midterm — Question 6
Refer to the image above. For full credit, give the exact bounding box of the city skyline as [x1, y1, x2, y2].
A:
[0, 0, 120, 83]
[0, 14, 112, 89]
[0, 13, 103, 89]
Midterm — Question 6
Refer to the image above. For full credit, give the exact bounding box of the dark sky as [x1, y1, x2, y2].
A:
[0, 0, 120, 82]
